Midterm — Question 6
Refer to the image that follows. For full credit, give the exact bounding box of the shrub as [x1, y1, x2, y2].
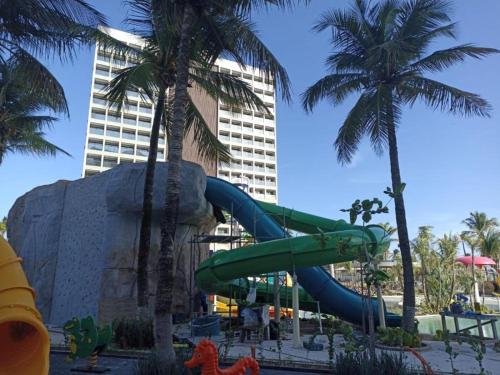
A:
[113, 318, 154, 349]
[331, 351, 414, 375]
[378, 327, 421, 348]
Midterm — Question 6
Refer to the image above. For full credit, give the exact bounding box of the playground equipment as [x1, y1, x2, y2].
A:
[63, 316, 113, 372]
[0, 237, 50, 375]
[198, 177, 402, 327]
[185, 339, 260, 375]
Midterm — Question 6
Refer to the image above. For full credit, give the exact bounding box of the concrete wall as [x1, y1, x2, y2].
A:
[8, 161, 215, 325]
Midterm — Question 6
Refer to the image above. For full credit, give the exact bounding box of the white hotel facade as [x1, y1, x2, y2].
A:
[82, 28, 278, 236]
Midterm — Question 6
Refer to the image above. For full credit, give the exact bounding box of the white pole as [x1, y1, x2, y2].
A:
[375, 264, 386, 329]
[316, 301, 323, 334]
[376, 285, 386, 329]
[292, 272, 301, 348]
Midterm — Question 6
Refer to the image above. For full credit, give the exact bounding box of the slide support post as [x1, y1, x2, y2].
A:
[317, 301, 323, 334]
[292, 272, 301, 348]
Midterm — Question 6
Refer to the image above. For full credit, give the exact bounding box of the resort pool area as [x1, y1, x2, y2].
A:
[417, 314, 500, 339]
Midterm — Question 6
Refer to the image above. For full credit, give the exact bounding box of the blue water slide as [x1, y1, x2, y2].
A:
[205, 176, 401, 327]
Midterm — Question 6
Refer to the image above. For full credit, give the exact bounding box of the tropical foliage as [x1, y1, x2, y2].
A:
[301, 0, 497, 331]
[462, 211, 499, 260]
[102, 0, 269, 312]
[150, 0, 300, 363]
[413, 227, 460, 313]
[0, 0, 106, 164]
[0, 57, 70, 164]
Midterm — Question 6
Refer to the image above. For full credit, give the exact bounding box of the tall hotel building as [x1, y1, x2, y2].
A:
[82, 28, 278, 236]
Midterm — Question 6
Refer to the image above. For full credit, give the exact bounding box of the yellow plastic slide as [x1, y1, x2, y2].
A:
[0, 237, 49, 375]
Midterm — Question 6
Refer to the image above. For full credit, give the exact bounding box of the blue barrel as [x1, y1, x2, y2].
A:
[192, 315, 220, 337]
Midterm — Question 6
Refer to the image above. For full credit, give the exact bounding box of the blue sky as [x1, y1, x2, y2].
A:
[0, 0, 499, 240]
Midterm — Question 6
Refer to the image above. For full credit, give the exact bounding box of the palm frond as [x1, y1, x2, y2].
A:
[9, 49, 68, 114]
[6, 131, 70, 158]
[190, 68, 269, 113]
[408, 44, 499, 73]
[334, 91, 377, 164]
[214, 15, 292, 102]
[399, 76, 492, 117]
[104, 62, 158, 112]
[302, 73, 368, 112]
[185, 96, 231, 163]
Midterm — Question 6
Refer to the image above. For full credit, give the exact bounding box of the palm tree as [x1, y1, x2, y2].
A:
[102, 1, 269, 315]
[0, 0, 106, 61]
[463, 211, 498, 241]
[0, 58, 70, 164]
[481, 229, 499, 262]
[412, 226, 433, 304]
[301, 0, 498, 331]
[155, 0, 300, 362]
[0, 1, 107, 162]
[462, 212, 499, 297]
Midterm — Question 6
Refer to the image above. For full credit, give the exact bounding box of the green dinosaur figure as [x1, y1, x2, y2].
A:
[63, 316, 112, 363]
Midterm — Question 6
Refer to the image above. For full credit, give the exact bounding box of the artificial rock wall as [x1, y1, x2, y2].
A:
[8, 162, 216, 325]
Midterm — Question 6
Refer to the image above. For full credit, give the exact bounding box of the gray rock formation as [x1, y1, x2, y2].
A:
[8, 161, 216, 325]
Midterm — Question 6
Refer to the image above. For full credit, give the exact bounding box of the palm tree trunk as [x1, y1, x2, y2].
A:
[154, 5, 194, 363]
[387, 98, 416, 332]
[137, 87, 166, 316]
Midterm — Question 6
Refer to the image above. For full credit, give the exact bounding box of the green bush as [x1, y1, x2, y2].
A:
[378, 327, 421, 348]
[331, 351, 414, 375]
[113, 318, 154, 349]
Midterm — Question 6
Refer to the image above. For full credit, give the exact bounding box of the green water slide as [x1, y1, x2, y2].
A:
[199, 177, 401, 326]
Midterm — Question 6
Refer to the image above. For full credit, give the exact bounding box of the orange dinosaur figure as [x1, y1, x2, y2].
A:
[185, 339, 260, 375]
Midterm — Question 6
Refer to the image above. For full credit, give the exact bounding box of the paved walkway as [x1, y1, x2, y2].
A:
[49, 352, 320, 374]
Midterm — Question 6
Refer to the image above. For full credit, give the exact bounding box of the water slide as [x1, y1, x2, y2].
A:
[199, 177, 402, 327]
[0, 237, 50, 375]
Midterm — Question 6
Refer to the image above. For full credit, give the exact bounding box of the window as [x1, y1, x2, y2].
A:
[121, 158, 134, 164]
[113, 57, 126, 67]
[158, 136, 165, 145]
[137, 133, 150, 143]
[121, 144, 134, 155]
[157, 150, 164, 159]
[104, 142, 119, 153]
[107, 112, 121, 123]
[138, 118, 151, 128]
[94, 82, 106, 91]
[87, 140, 102, 151]
[105, 127, 120, 138]
[91, 110, 106, 120]
[136, 147, 149, 157]
[92, 96, 107, 106]
[97, 53, 111, 63]
[139, 104, 152, 114]
[123, 115, 136, 125]
[86, 155, 101, 166]
[89, 125, 104, 135]
[84, 170, 98, 177]
[95, 67, 109, 77]
[103, 157, 118, 168]
[122, 130, 135, 140]
[218, 227, 229, 235]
